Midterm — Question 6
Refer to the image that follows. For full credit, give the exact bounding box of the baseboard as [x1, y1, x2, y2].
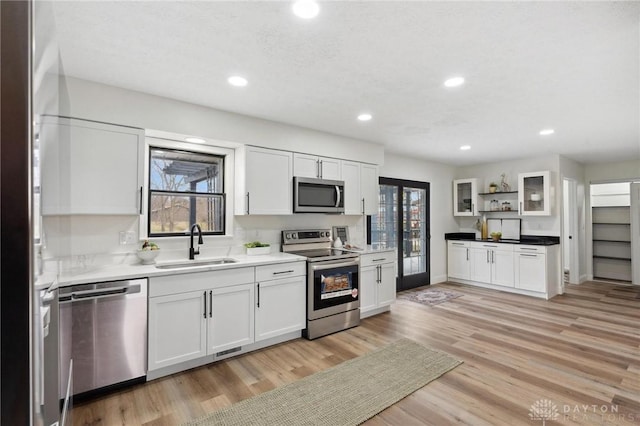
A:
[432, 274, 448, 284]
[579, 274, 589, 284]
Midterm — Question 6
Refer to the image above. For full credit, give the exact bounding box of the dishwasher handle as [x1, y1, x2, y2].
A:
[60, 284, 141, 302]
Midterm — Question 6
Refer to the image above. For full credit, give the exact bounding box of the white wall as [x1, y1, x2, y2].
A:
[455, 154, 561, 236]
[379, 153, 458, 284]
[60, 77, 384, 165]
[559, 155, 587, 283]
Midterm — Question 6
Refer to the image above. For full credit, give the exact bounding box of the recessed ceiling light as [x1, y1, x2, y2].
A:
[228, 76, 248, 87]
[460, 145, 471, 151]
[292, 0, 320, 19]
[185, 137, 206, 144]
[539, 129, 555, 136]
[444, 77, 465, 88]
[357, 113, 372, 122]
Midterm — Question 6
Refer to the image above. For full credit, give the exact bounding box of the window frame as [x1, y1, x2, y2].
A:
[144, 136, 235, 239]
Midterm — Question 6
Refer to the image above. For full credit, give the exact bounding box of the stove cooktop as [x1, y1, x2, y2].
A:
[287, 248, 359, 262]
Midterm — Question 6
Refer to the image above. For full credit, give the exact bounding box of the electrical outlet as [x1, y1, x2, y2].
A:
[119, 231, 137, 245]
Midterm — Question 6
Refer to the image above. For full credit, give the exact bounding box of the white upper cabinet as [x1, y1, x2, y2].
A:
[360, 163, 379, 215]
[40, 117, 144, 215]
[236, 146, 293, 215]
[293, 153, 341, 180]
[518, 171, 551, 216]
[341, 160, 362, 214]
[453, 178, 478, 216]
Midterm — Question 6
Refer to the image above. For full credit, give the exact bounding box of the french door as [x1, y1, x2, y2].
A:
[369, 178, 430, 291]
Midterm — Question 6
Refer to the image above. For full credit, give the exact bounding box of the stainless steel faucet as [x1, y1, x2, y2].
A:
[189, 224, 203, 260]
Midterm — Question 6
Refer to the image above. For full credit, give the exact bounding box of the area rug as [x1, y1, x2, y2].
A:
[398, 288, 463, 306]
[183, 338, 462, 426]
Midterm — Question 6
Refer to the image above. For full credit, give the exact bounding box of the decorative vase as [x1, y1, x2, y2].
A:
[489, 186, 497, 193]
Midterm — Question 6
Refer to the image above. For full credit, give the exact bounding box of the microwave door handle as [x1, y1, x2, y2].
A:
[335, 186, 341, 208]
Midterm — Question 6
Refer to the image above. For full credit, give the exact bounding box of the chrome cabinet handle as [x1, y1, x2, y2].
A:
[139, 186, 143, 214]
[466, 248, 469, 260]
[335, 185, 341, 208]
[246, 192, 250, 215]
[486, 250, 490, 263]
[256, 283, 260, 308]
[273, 270, 294, 275]
[209, 290, 212, 318]
[362, 198, 365, 214]
[520, 254, 537, 257]
[319, 160, 323, 178]
[203, 291, 207, 319]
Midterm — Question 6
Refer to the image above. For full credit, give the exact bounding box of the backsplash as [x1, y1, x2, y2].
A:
[41, 214, 365, 274]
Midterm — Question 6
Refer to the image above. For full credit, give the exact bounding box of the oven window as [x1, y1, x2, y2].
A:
[313, 264, 359, 310]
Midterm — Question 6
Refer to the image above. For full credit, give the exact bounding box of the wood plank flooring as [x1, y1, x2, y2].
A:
[72, 281, 640, 425]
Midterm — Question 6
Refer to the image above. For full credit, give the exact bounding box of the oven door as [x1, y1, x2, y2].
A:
[308, 259, 359, 320]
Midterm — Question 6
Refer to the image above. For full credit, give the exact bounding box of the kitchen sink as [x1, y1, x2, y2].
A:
[155, 258, 237, 269]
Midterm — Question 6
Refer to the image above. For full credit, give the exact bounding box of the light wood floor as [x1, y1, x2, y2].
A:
[72, 281, 640, 425]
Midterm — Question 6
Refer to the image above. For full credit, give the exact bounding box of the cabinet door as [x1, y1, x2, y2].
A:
[491, 249, 515, 287]
[40, 118, 144, 215]
[148, 291, 207, 371]
[448, 243, 470, 280]
[515, 253, 547, 292]
[255, 276, 306, 342]
[470, 248, 492, 284]
[453, 178, 478, 216]
[359, 266, 378, 313]
[244, 147, 292, 214]
[377, 263, 397, 307]
[342, 161, 361, 215]
[208, 284, 255, 354]
[319, 157, 342, 180]
[361, 163, 379, 215]
[518, 171, 551, 216]
[293, 153, 320, 178]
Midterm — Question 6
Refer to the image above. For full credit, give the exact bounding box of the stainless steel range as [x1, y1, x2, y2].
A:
[282, 229, 360, 339]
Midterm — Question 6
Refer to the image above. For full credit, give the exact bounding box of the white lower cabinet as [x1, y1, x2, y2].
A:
[447, 241, 470, 280]
[148, 267, 255, 372]
[148, 290, 208, 370]
[360, 251, 396, 317]
[514, 246, 547, 292]
[469, 243, 514, 287]
[208, 284, 255, 354]
[447, 241, 559, 299]
[255, 262, 306, 342]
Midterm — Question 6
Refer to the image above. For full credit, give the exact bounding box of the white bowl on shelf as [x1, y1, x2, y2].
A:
[137, 249, 160, 265]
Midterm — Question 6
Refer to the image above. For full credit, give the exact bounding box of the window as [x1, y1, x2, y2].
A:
[149, 147, 225, 236]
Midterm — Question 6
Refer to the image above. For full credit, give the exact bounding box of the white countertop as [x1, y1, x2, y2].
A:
[344, 245, 396, 254]
[36, 252, 306, 288]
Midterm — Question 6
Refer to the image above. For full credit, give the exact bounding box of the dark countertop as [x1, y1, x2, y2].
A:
[445, 232, 560, 246]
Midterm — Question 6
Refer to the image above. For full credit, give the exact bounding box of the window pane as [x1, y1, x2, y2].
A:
[371, 184, 398, 249]
[149, 193, 224, 235]
[150, 148, 223, 193]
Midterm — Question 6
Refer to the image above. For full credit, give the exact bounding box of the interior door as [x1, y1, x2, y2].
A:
[369, 178, 430, 291]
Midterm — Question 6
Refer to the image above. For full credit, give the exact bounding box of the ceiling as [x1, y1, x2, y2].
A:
[50, 1, 640, 166]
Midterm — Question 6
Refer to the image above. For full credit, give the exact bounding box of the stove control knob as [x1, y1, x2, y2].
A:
[285, 233, 291, 239]
[292, 233, 298, 239]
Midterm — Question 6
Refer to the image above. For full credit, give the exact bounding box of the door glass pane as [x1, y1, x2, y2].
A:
[403, 187, 426, 276]
[456, 181, 472, 214]
[370, 185, 398, 249]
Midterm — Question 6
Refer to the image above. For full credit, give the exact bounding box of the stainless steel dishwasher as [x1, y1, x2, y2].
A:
[59, 278, 147, 398]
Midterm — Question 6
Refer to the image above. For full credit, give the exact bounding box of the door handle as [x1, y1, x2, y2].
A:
[203, 291, 207, 319]
[139, 186, 143, 214]
[335, 185, 341, 208]
[256, 283, 260, 308]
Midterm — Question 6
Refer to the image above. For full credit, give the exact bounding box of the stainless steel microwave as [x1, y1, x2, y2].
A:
[294, 177, 345, 213]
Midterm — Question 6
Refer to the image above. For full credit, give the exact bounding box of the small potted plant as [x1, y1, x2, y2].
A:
[489, 182, 498, 193]
[244, 241, 271, 256]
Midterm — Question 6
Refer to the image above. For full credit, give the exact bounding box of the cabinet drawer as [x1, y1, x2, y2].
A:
[514, 245, 547, 254]
[448, 241, 470, 248]
[470, 242, 513, 252]
[255, 261, 306, 282]
[360, 251, 395, 267]
[150, 267, 255, 297]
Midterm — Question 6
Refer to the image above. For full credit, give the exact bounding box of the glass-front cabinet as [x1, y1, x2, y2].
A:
[453, 178, 478, 216]
[518, 171, 551, 216]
